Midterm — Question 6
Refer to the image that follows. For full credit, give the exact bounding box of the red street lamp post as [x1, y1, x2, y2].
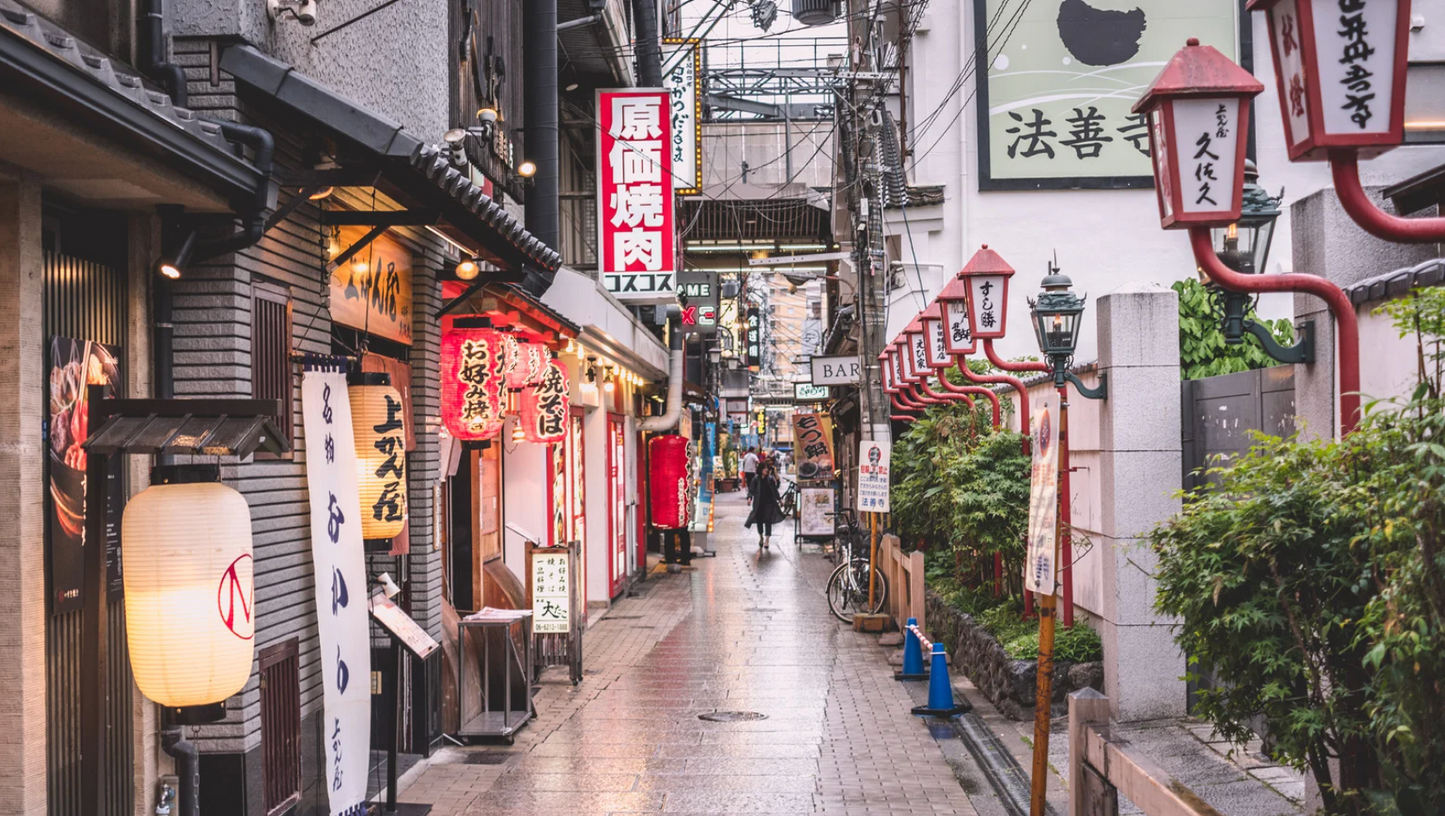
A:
[1134, 38, 1363, 433]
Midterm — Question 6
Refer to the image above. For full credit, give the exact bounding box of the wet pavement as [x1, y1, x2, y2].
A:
[400, 491, 983, 814]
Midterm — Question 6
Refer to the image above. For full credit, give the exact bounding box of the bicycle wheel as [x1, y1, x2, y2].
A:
[826, 560, 889, 623]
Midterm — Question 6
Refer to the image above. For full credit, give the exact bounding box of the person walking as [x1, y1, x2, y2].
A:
[745, 462, 786, 550]
[740, 447, 759, 502]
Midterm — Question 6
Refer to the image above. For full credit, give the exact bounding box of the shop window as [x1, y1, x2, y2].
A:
[251, 282, 294, 457]
[259, 638, 301, 815]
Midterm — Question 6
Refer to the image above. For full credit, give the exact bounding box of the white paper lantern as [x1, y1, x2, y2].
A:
[123, 481, 255, 711]
[351, 383, 408, 539]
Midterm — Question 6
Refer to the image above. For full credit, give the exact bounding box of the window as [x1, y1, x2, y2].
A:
[259, 639, 301, 815]
[252, 282, 294, 456]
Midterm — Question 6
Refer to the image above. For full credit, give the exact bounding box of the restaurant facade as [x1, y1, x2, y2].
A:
[0, 0, 663, 812]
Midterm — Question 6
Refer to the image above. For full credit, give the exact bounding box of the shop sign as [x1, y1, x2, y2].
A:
[678, 267, 719, 335]
[791, 413, 835, 481]
[531, 550, 571, 634]
[857, 440, 891, 513]
[598, 90, 677, 303]
[1025, 398, 1058, 596]
[975, 0, 1234, 190]
[330, 226, 414, 345]
[794, 383, 830, 402]
[810, 354, 861, 386]
[745, 306, 762, 369]
[522, 358, 570, 444]
[349, 384, 408, 540]
[662, 38, 703, 195]
[47, 337, 124, 614]
[441, 324, 508, 441]
[300, 360, 370, 816]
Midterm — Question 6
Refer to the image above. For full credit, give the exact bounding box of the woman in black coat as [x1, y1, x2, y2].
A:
[745, 463, 786, 550]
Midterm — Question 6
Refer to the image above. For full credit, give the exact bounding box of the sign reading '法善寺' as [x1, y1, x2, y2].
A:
[598, 90, 676, 304]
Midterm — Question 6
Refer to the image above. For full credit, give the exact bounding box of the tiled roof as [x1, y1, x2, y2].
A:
[1344, 258, 1445, 305]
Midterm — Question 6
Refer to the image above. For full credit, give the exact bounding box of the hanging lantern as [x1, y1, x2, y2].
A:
[956, 245, 1015, 340]
[441, 319, 508, 441]
[896, 339, 920, 383]
[905, 324, 931, 382]
[879, 351, 898, 394]
[1249, 0, 1410, 161]
[934, 276, 977, 356]
[918, 304, 953, 370]
[350, 376, 408, 540]
[123, 466, 253, 721]
[500, 333, 521, 388]
[649, 434, 690, 530]
[521, 358, 570, 444]
[508, 339, 547, 390]
[1132, 39, 1264, 229]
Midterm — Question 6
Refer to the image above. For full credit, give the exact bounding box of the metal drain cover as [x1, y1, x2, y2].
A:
[698, 711, 768, 722]
[461, 753, 511, 765]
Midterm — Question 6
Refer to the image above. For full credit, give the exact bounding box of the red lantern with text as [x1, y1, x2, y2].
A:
[648, 434, 690, 530]
[521, 358, 569, 444]
[441, 319, 507, 441]
[905, 323, 930, 382]
[509, 340, 548, 390]
[957, 245, 1015, 340]
[919, 304, 953, 370]
[879, 351, 898, 393]
[500, 333, 521, 388]
[934, 275, 977, 356]
[1132, 40, 1263, 229]
[1249, 0, 1410, 161]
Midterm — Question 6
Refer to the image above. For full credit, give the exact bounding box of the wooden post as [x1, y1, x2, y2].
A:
[867, 513, 878, 609]
[1069, 688, 1110, 816]
[80, 384, 109, 816]
[1030, 394, 1068, 816]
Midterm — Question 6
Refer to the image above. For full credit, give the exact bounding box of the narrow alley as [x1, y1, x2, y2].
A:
[399, 492, 985, 815]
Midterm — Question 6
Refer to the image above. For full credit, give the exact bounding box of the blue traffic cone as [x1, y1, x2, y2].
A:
[895, 618, 928, 681]
[911, 642, 970, 718]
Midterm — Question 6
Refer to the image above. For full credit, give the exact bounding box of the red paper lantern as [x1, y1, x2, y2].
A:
[500, 333, 521, 388]
[648, 435, 690, 530]
[441, 322, 508, 441]
[508, 340, 548, 390]
[521, 358, 569, 444]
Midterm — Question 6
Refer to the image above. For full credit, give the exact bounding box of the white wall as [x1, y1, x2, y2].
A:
[900, 2, 1445, 364]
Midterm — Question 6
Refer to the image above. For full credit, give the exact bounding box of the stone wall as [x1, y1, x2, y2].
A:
[925, 590, 1103, 721]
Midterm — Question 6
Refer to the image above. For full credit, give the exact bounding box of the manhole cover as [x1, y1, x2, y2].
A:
[461, 753, 511, 765]
[698, 711, 768, 722]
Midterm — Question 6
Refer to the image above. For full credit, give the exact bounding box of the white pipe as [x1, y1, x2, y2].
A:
[637, 341, 684, 432]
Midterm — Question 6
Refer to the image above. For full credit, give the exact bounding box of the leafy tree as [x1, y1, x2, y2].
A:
[1173, 278, 1296, 380]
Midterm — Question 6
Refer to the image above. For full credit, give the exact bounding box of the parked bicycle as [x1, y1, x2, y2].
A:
[778, 479, 798, 518]
[825, 509, 887, 623]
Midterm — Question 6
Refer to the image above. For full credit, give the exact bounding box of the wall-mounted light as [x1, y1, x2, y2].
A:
[308, 186, 334, 201]
[444, 128, 469, 169]
[584, 356, 598, 385]
[351, 258, 369, 275]
[156, 230, 196, 280]
[603, 365, 615, 392]
[476, 107, 498, 140]
[517, 160, 537, 179]
[455, 257, 480, 281]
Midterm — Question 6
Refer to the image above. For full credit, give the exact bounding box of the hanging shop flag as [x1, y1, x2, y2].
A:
[791, 412, 835, 481]
[329, 226, 414, 345]
[662, 38, 704, 195]
[349, 382, 408, 540]
[521, 358, 570, 444]
[974, 0, 1234, 190]
[648, 434, 691, 530]
[597, 89, 677, 303]
[440, 322, 508, 441]
[1024, 397, 1059, 596]
[857, 439, 892, 513]
[300, 359, 370, 816]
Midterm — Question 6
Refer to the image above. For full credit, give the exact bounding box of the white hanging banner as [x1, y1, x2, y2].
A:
[1024, 398, 1058, 596]
[301, 361, 371, 816]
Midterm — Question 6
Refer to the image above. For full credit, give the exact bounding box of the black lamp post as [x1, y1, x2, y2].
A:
[1027, 264, 1106, 399]
[1201, 162, 1315, 364]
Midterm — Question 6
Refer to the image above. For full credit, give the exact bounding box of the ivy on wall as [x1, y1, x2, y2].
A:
[1174, 278, 1296, 380]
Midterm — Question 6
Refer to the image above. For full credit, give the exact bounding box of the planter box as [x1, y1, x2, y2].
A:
[925, 589, 1103, 721]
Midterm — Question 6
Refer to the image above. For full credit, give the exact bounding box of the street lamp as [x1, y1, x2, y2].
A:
[1027, 266, 1106, 399]
[957, 244, 1013, 340]
[1208, 161, 1280, 276]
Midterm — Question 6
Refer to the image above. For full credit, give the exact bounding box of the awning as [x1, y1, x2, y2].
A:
[0, 0, 266, 213]
[220, 44, 561, 277]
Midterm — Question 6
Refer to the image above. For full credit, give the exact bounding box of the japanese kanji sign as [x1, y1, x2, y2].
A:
[1025, 397, 1058, 596]
[531, 549, 572, 634]
[330, 226, 413, 346]
[521, 358, 569, 444]
[598, 89, 677, 303]
[791, 412, 835, 481]
[662, 38, 703, 195]
[441, 322, 508, 441]
[857, 440, 891, 513]
[975, 0, 1235, 189]
[301, 360, 370, 816]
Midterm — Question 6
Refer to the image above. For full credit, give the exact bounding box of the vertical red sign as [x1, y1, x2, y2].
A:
[598, 90, 676, 304]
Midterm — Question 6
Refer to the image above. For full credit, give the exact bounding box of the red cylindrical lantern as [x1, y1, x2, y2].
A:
[441, 320, 508, 441]
[648, 434, 690, 530]
[1249, 0, 1410, 162]
[509, 340, 548, 390]
[521, 358, 569, 444]
[1132, 39, 1264, 230]
[500, 333, 521, 388]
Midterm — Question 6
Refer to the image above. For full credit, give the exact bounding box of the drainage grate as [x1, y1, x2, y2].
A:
[698, 711, 768, 722]
[601, 615, 644, 621]
[461, 753, 512, 765]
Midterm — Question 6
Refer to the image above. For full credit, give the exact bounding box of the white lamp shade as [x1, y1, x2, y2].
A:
[351, 384, 408, 539]
[123, 481, 255, 709]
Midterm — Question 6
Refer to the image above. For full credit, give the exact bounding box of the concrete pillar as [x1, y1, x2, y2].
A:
[0, 171, 50, 814]
[1095, 282, 1186, 722]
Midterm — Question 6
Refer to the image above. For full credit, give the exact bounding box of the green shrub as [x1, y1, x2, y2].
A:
[1005, 621, 1103, 662]
[1173, 278, 1295, 380]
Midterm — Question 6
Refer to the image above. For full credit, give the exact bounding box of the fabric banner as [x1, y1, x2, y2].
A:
[1024, 399, 1058, 596]
[791, 413, 835, 481]
[301, 361, 371, 816]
